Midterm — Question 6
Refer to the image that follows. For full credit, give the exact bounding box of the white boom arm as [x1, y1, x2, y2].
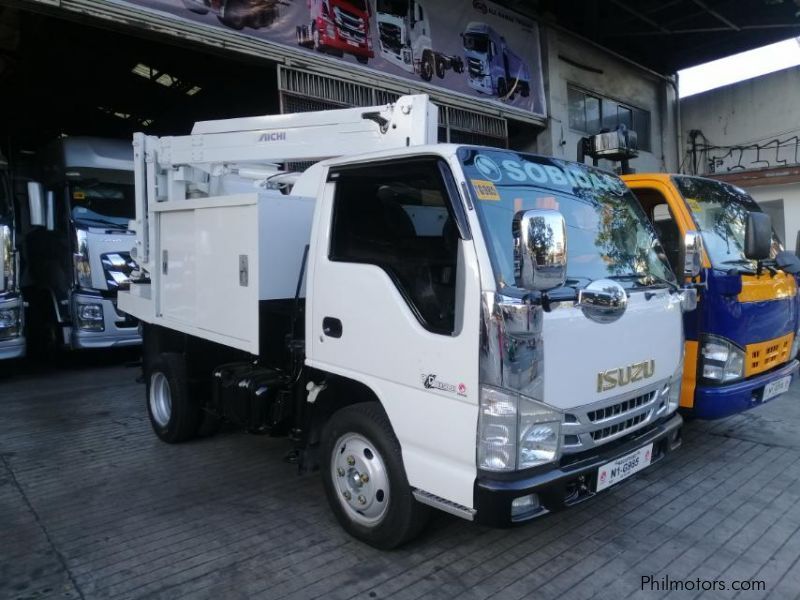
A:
[131, 94, 438, 270]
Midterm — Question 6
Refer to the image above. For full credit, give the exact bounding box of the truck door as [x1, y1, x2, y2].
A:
[306, 156, 481, 508]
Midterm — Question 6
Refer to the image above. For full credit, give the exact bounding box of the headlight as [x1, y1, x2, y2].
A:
[1, 225, 15, 293]
[700, 334, 745, 383]
[478, 385, 562, 471]
[0, 306, 21, 340]
[791, 328, 800, 359]
[663, 364, 683, 414]
[74, 229, 92, 289]
[76, 302, 104, 331]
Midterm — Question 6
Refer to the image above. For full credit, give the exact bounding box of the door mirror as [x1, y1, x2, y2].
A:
[46, 190, 55, 231]
[512, 209, 567, 291]
[27, 181, 46, 228]
[683, 230, 704, 278]
[745, 211, 772, 261]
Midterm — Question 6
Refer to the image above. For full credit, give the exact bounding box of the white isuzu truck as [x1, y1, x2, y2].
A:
[120, 95, 693, 548]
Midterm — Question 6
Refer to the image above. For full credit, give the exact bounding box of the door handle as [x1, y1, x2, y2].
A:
[322, 317, 342, 338]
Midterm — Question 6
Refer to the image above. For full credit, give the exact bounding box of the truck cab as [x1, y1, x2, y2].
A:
[297, 0, 374, 64]
[0, 151, 24, 360]
[20, 137, 140, 354]
[462, 22, 531, 100]
[376, 0, 462, 81]
[623, 173, 800, 419]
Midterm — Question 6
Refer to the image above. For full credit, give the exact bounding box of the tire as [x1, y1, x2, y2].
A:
[520, 81, 530, 98]
[182, 0, 209, 14]
[420, 51, 434, 82]
[146, 353, 201, 443]
[356, 55, 369, 65]
[435, 56, 446, 79]
[321, 402, 430, 549]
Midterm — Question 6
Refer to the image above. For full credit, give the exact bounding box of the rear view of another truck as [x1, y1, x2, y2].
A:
[0, 149, 24, 360]
[624, 174, 800, 419]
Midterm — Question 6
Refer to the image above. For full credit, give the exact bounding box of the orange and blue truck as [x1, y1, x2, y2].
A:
[623, 173, 800, 418]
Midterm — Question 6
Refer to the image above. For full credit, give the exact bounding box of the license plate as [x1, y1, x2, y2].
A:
[596, 443, 653, 492]
[763, 376, 791, 401]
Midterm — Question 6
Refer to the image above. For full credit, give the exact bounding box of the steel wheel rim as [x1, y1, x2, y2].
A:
[149, 372, 172, 427]
[331, 433, 391, 527]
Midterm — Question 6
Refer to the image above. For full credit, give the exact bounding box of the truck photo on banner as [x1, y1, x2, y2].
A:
[121, 0, 547, 117]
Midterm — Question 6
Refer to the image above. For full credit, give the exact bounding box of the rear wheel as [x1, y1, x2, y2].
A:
[146, 353, 201, 443]
[321, 402, 430, 549]
[497, 77, 508, 98]
[420, 51, 434, 82]
[435, 56, 446, 79]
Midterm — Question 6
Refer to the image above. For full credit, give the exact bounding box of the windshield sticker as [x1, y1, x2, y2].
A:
[471, 179, 501, 201]
[473, 153, 627, 196]
[686, 198, 703, 212]
[73, 191, 86, 200]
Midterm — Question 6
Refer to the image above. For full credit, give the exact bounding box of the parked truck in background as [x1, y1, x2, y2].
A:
[623, 173, 800, 419]
[20, 137, 140, 355]
[376, 0, 463, 81]
[120, 95, 693, 548]
[296, 0, 374, 64]
[0, 149, 24, 360]
[462, 21, 531, 100]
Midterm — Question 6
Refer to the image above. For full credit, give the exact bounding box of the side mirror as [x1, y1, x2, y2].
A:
[27, 181, 46, 228]
[46, 190, 55, 231]
[745, 211, 772, 261]
[512, 209, 567, 291]
[683, 230, 704, 278]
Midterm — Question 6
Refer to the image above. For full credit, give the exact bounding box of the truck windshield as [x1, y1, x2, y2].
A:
[463, 33, 489, 53]
[459, 148, 675, 290]
[673, 175, 781, 270]
[70, 180, 134, 229]
[376, 0, 407, 16]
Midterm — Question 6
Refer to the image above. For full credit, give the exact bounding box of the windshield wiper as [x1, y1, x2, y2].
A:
[607, 272, 679, 291]
[77, 217, 129, 230]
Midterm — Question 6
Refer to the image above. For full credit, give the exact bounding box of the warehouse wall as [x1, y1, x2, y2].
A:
[531, 27, 679, 173]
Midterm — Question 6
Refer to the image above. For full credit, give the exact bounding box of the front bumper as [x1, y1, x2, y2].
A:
[474, 413, 683, 527]
[691, 359, 799, 419]
[0, 294, 25, 360]
[320, 32, 373, 57]
[70, 293, 141, 350]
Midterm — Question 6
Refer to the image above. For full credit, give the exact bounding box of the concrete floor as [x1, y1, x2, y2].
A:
[2, 353, 800, 600]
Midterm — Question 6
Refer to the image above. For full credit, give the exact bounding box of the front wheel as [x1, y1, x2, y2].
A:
[321, 403, 429, 549]
[146, 353, 201, 443]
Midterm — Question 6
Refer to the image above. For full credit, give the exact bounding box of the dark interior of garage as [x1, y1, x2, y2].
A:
[0, 7, 280, 156]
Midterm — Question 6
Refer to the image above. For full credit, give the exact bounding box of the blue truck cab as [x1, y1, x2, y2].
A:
[625, 173, 800, 419]
[462, 21, 530, 100]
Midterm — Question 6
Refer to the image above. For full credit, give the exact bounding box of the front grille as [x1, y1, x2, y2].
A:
[101, 252, 137, 291]
[587, 391, 654, 422]
[334, 7, 366, 43]
[379, 23, 402, 54]
[590, 413, 648, 442]
[747, 333, 792, 377]
[562, 382, 666, 454]
[467, 57, 484, 77]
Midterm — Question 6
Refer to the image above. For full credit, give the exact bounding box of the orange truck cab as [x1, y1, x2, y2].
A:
[623, 173, 800, 419]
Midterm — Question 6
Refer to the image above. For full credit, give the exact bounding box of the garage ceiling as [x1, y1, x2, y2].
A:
[501, 0, 800, 74]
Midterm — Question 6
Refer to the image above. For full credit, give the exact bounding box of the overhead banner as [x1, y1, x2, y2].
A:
[122, 0, 547, 117]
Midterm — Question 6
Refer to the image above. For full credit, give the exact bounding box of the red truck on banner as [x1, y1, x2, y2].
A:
[297, 0, 374, 64]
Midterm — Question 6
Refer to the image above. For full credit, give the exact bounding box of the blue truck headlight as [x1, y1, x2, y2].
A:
[478, 385, 562, 471]
[700, 334, 745, 383]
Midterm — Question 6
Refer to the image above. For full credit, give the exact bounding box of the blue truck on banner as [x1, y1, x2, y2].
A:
[123, 0, 547, 117]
